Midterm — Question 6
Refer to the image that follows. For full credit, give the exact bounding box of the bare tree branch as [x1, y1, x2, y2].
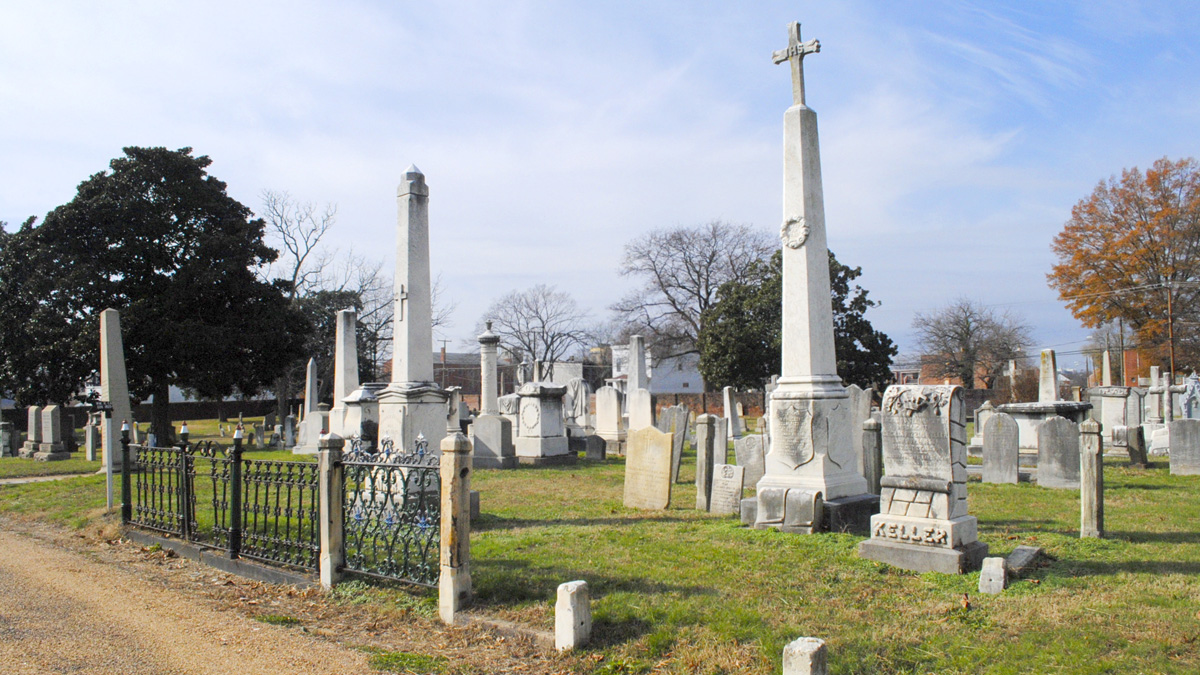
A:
[481, 284, 591, 381]
[612, 220, 773, 359]
[912, 297, 1033, 389]
[260, 189, 337, 299]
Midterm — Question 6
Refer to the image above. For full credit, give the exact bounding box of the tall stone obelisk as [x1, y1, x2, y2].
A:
[100, 308, 133, 469]
[755, 22, 874, 534]
[377, 165, 449, 453]
[329, 308, 359, 436]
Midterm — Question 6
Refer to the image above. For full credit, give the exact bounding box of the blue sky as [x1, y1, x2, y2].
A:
[2, 1, 1198, 369]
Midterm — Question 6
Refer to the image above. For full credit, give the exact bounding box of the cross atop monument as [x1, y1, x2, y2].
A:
[772, 21, 820, 106]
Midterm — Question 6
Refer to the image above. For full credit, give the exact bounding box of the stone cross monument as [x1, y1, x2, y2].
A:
[377, 165, 449, 453]
[755, 22, 874, 534]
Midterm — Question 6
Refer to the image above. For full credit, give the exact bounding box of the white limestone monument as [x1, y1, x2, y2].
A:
[377, 165, 449, 453]
[754, 22, 875, 534]
[100, 308, 133, 469]
[329, 309, 360, 437]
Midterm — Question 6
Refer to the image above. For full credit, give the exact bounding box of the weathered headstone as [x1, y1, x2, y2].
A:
[594, 386, 625, 456]
[734, 434, 766, 491]
[294, 358, 325, 454]
[710, 464, 745, 516]
[969, 400, 994, 448]
[623, 427, 673, 510]
[21, 405, 42, 457]
[1169, 418, 1200, 475]
[858, 385, 987, 574]
[1037, 416, 1080, 488]
[783, 637, 828, 675]
[846, 384, 873, 473]
[470, 414, 516, 469]
[981, 412, 1019, 484]
[555, 581, 591, 651]
[978, 557, 1007, 594]
[35, 405, 70, 461]
[583, 435, 606, 461]
[694, 414, 716, 510]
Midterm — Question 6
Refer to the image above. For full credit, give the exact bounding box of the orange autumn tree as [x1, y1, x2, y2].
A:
[1048, 157, 1200, 373]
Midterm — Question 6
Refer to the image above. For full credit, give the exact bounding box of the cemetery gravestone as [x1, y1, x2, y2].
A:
[1169, 419, 1200, 475]
[594, 386, 625, 456]
[623, 427, 673, 510]
[858, 385, 987, 574]
[710, 464, 745, 516]
[714, 423, 729, 466]
[471, 415, 516, 469]
[734, 434, 766, 491]
[981, 412, 1019, 484]
[670, 406, 690, 483]
[21, 405, 42, 457]
[514, 383, 572, 464]
[694, 414, 716, 510]
[1037, 416, 1081, 489]
[35, 404, 70, 461]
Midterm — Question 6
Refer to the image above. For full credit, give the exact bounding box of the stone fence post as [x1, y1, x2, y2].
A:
[862, 418, 882, 495]
[439, 432, 473, 624]
[1080, 419, 1104, 538]
[318, 433, 346, 589]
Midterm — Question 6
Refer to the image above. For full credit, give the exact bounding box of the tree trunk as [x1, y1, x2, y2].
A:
[275, 374, 293, 422]
[151, 381, 173, 445]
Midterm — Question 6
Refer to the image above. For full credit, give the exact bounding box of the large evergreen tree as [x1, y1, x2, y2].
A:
[697, 250, 896, 390]
[0, 147, 308, 437]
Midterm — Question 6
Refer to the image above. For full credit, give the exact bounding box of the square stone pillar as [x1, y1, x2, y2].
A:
[439, 432, 472, 625]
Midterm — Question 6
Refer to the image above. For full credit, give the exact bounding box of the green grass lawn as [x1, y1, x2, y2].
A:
[3, 430, 1199, 674]
[0, 452, 101, 479]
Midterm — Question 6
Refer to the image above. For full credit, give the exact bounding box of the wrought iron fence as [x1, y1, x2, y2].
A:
[126, 444, 189, 537]
[121, 433, 319, 572]
[239, 458, 320, 569]
[341, 435, 441, 586]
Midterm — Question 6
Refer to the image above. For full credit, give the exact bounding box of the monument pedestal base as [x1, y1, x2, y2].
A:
[517, 454, 577, 466]
[823, 493, 879, 534]
[34, 442, 70, 461]
[20, 442, 38, 458]
[377, 382, 448, 455]
[858, 538, 988, 574]
[515, 435, 569, 460]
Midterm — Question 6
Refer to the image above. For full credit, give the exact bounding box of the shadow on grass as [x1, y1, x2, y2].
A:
[472, 558, 718, 606]
[473, 513, 700, 532]
[1055, 559, 1200, 576]
[1106, 530, 1200, 544]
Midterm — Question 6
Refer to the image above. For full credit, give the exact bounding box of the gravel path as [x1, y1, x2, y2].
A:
[0, 526, 371, 674]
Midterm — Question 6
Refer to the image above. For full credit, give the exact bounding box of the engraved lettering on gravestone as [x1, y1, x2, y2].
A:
[773, 401, 814, 469]
[780, 216, 809, 249]
[521, 399, 541, 432]
[771, 22, 821, 106]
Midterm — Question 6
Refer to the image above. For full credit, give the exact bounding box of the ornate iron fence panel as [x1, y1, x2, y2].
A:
[238, 458, 320, 570]
[128, 444, 188, 536]
[194, 441, 233, 550]
[342, 435, 441, 586]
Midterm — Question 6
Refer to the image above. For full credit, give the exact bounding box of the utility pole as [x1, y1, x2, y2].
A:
[1168, 282, 1177, 384]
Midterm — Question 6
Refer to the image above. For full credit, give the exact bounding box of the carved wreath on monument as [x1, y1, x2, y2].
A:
[882, 386, 951, 417]
[520, 399, 541, 432]
[780, 216, 809, 249]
